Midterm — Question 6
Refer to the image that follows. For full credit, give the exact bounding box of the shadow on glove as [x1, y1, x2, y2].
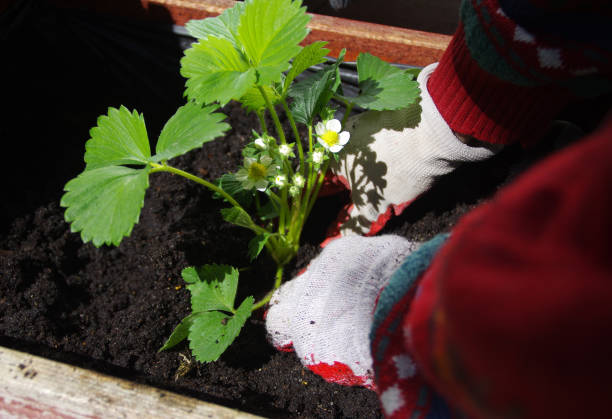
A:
[321, 63, 497, 244]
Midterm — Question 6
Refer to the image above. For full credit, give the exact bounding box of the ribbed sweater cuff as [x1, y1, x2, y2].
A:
[427, 25, 572, 146]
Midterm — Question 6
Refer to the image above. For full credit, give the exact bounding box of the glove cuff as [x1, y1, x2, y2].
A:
[416, 63, 498, 170]
[427, 24, 572, 146]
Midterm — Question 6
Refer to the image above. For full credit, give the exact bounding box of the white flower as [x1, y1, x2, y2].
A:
[274, 174, 287, 188]
[279, 144, 293, 157]
[289, 185, 301, 197]
[293, 174, 305, 188]
[312, 151, 324, 164]
[315, 119, 350, 153]
[254, 137, 267, 150]
[235, 156, 275, 191]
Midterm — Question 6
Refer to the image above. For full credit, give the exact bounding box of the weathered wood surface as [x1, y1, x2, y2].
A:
[49, 0, 450, 66]
[0, 346, 263, 419]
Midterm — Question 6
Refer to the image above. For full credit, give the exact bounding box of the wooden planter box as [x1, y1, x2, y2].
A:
[1, 1, 450, 417]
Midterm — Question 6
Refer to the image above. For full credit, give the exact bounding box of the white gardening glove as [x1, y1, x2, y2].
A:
[266, 235, 419, 389]
[330, 63, 497, 236]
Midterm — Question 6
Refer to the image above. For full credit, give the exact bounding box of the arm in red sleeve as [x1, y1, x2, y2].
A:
[406, 116, 612, 419]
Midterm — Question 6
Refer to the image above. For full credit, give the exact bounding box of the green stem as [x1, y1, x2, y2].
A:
[150, 162, 241, 209]
[308, 124, 314, 155]
[306, 125, 316, 195]
[305, 160, 330, 220]
[281, 98, 304, 176]
[150, 162, 269, 236]
[251, 264, 284, 311]
[258, 86, 286, 145]
[279, 189, 286, 235]
[267, 190, 282, 206]
[341, 102, 354, 127]
[254, 192, 262, 215]
[294, 159, 330, 244]
[256, 110, 268, 135]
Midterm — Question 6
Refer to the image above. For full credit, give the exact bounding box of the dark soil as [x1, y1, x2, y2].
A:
[1, 2, 607, 418]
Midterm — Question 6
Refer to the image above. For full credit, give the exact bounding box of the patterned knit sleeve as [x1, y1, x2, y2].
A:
[370, 234, 454, 418]
[427, 0, 612, 145]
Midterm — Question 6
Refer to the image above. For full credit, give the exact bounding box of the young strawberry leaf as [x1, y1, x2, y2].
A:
[62, 103, 229, 248]
[405, 67, 422, 79]
[153, 102, 230, 162]
[221, 207, 256, 230]
[61, 166, 150, 247]
[283, 41, 330, 95]
[240, 85, 281, 113]
[181, 36, 256, 106]
[248, 233, 271, 261]
[215, 173, 253, 207]
[158, 312, 196, 352]
[181, 0, 309, 105]
[84, 106, 151, 170]
[257, 199, 279, 220]
[289, 53, 344, 125]
[236, 0, 311, 86]
[182, 265, 239, 311]
[159, 264, 254, 363]
[184, 2, 245, 47]
[187, 296, 254, 363]
[338, 53, 420, 111]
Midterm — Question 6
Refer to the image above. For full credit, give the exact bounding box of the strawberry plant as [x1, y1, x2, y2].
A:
[61, 0, 420, 362]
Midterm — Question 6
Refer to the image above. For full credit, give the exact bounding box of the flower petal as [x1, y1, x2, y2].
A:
[260, 155, 271, 166]
[255, 179, 268, 191]
[244, 157, 256, 167]
[316, 137, 329, 150]
[326, 119, 341, 133]
[315, 122, 326, 136]
[329, 144, 343, 153]
[338, 131, 350, 145]
[235, 169, 248, 181]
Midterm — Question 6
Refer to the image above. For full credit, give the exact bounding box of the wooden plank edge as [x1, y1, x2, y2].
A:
[0, 346, 263, 419]
[47, 0, 450, 66]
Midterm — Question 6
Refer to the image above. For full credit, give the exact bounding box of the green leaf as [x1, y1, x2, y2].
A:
[158, 312, 197, 352]
[239, 85, 281, 113]
[215, 173, 253, 207]
[405, 67, 422, 79]
[181, 36, 256, 105]
[289, 65, 339, 125]
[220, 207, 255, 230]
[84, 106, 151, 170]
[339, 53, 420, 111]
[153, 102, 230, 162]
[237, 0, 311, 86]
[248, 233, 271, 261]
[61, 166, 150, 247]
[184, 2, 245, 47]
[188, 296, 254, 363]
[182, 265, 240, 312]
[257, 198, 279, 220]
[283, 41, 330, 94]
[160, 265, 253, 362]
[181, 0, 310, 105]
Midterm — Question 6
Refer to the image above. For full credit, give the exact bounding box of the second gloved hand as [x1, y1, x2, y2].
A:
[329, 63, 497, 237]
[265, 235, 419, 389]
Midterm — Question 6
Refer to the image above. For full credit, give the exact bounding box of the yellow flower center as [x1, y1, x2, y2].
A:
[321, 130, 339, 147]
[248, 162, 267, 179]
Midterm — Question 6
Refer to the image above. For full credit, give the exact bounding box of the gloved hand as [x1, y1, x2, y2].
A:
[328, 63, 497, 237]
[265, 235, 419, 389]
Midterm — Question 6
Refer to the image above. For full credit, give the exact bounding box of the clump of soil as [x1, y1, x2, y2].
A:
[1, 2, 599, 418]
